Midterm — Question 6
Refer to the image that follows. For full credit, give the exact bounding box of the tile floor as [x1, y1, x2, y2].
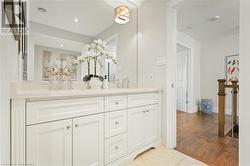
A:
[128, 146, 206, 166]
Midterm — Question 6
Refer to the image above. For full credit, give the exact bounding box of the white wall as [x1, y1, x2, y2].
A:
[137, 0, 167, 144]
[0, 35, 19, 164]
[138, 1, 167, 87]
[0, 2, 19, 162]
[239, 1, 250, 165]
[177, 32, 201, 113]
[200, 33, 239, 113]
[30, 22, 93, 44]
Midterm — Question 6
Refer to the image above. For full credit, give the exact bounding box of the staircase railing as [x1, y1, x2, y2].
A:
[218, 79, 239, 137]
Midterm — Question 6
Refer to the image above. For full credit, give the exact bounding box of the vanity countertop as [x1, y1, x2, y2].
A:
[10, 87, 162, 100]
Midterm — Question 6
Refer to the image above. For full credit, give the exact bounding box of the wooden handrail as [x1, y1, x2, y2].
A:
[218, 79, 239, 137]
[218, 79, 226, 137]
[225, 85, 239, 89]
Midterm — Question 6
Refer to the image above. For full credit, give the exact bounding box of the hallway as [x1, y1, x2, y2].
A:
[175, 111, 238, 166]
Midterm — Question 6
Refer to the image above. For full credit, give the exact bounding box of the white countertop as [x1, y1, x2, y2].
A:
[11, 87, 162, 100]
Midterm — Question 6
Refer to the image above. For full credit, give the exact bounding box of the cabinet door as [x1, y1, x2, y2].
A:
[127, 107, 145, 153]
[144, 105, 159, 145]
[73, 114, 104, 166]
[27, 119, 72, 166]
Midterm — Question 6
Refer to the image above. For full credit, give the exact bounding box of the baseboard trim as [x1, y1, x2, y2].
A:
[188, 106, 198, 113]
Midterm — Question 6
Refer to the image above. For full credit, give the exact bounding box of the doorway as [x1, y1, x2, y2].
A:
[166, 0, 240, 165]
[176, 43, 190, 113]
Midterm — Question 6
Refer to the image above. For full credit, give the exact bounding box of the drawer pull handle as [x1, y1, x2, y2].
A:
[115, 121, 119, 125]
[66, 126, 71, 130]
[115, 146, 119, 150]
[75, 124, 79, 128]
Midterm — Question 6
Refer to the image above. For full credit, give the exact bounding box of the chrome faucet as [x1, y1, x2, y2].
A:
[122, 77, 129, 88]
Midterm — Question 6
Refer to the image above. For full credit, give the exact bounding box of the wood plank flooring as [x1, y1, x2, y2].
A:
[175, 111, 238, 166]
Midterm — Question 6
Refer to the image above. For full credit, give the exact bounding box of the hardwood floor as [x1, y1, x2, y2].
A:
[175, 111, 238, 166]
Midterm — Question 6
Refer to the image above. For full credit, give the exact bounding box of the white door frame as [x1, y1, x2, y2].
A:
[176, 43, 188, 113]
[176, 42, 194, 114]
[166, 2, 250, 165]
[165, 0, 178, 149]
[239, 1, 250, 165]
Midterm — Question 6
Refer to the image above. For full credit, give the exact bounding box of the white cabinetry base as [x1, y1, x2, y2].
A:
[10, 89, 162, 166]
[107, 140, 162, 166]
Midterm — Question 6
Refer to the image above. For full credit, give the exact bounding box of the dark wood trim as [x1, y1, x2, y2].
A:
[3, 0, 27, 56]
[218, 79, 239, 137]
[3, 0, 20, 41]
[218, 79, 226, 137]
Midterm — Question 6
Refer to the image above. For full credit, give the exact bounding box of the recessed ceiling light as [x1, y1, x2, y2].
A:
[74, 18, 79, 23]
[211, 15, 221, 21]
[60, 44, 64, 48]
[214, 16, 221, 19]
[38, 7, 47, 13]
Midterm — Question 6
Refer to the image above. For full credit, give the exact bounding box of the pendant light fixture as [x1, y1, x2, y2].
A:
[114, 6, 130, 24]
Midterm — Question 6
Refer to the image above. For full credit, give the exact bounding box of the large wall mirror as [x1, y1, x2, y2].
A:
[24, 0, 138, 87]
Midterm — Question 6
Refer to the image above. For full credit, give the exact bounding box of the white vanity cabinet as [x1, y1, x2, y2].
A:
[105, 110, 127, 138]
[144, 105, 160, 145]
[27, 119, 72, 166]
[127, 105, 159, 153]
[11, 89, 161, 166]
[127, 107, 145, 153]
[27, 111, 104, 166]
[104, 133, 127, 165]
[73, 114, 104, 166]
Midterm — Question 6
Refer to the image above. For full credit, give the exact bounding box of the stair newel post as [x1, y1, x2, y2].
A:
[218, 79, 226, 137]
[231, 80, 238, 126]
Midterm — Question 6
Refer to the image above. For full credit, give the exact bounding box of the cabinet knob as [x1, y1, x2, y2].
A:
[146, 110, 149, 113]
[115, 101, 119, 105]
[66, 126, 71, 130]
[75, 124, 79, 128]
[142, 110, 146, 113]
[115, 146, 119, 150]
[115, 121, 119, 125]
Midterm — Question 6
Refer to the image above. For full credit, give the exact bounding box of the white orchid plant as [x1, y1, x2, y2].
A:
[72, 39, 117, 82]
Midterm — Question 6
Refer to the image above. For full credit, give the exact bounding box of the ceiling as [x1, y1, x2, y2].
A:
[175, 0, 240, 41]
[29, 0, 136, 37]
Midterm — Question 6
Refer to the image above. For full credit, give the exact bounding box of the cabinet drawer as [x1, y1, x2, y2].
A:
[128, 93, 159, 108]
[105, 110, 127, 138]
[105, 96, 127, 112]
[27, 97, 104, 125]
[105, 133, 127, 165]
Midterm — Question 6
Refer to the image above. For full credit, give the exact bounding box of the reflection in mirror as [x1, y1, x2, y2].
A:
[25, 0, 138, 89]
[104, 34, 118, 81]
